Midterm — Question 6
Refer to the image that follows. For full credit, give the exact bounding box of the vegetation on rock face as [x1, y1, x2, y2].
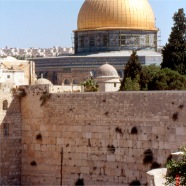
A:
[11, 87, 27, 98]
[36, 133, 42, 140]
[75, 178, 84, 186]
[129, 180, 141, 186]
[40, 92, 51, 106]
[166, 146, 186, 186]
[131, 126, 138, 135]
[115, 127, 123, 135]
[161, 8, 186, 74]
[30, 160, 37, 166]
[81, 78, 99, 92]
[107, 145, 115, 154]
[150, 162, 161, 170]
[143, 149, 153, 165]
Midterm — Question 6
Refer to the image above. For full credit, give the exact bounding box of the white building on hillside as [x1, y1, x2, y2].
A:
[0, 56, 35, 86]
[0, 69, 24, 85]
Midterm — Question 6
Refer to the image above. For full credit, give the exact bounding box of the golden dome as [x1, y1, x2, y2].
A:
[77, 0, 157, 31]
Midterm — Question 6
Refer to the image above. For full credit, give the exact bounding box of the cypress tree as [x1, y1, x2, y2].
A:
[120, 50, 142, 90]
[161, 8, 186, 74]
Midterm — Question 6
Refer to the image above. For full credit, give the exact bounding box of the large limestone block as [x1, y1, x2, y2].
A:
[147, 168, 167, 186]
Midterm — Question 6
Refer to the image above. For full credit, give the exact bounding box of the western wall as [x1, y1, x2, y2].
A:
[18, 85, 186, 185]
[0, 85, 186, 185]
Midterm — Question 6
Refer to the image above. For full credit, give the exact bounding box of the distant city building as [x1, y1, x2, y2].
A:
[0, 56, 35, 86]
[0, 47, 74, 58]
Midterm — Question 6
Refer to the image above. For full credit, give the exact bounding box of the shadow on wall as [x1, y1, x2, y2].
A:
[0, 95, 22, 185]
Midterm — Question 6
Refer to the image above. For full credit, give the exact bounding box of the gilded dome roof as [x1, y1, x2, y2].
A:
[96, 63, 119, 78]
[77, 0, 157, 31]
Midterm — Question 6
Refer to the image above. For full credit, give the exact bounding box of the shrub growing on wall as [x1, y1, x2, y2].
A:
[131, 126, 138, 135]
[143, 149, 153, 165]
[166, 147, 186, 185]
[30, 160, 37, 166]
[129, 180, 141, 186]
[40, 92, 51, 106]
[75, 178, 84, 186]
[36, 133, 42, 140]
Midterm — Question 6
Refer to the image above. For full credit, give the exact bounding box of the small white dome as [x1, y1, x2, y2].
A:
[35, 78, 53, 85]
[95, 63, 119, 78]
[5, 56, 17, 61]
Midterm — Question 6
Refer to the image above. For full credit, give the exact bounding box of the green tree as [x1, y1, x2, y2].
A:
[81, 78, 99, 92]
[123, 75, 140, 91]
[120, 50, 142, 90]
[161, 8, 186, 74]
[140, 65, 161, 90]
[166, 146, 186, 186]
[149, 68, 186, 90]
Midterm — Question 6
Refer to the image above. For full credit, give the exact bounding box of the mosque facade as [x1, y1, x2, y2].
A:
[32, 0, 162, 85]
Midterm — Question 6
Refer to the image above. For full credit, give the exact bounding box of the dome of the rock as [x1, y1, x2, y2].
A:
[77, 0, 157, 31]
[74, 0, 158, 53]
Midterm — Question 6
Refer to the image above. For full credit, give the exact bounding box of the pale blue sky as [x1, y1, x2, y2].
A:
[0, 0, 185, 48]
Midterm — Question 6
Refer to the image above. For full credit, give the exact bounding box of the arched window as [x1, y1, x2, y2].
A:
[3, 123, 9, 136]
[3, 100, 8, 110]
[73, 79, 79, 85]
[64, 79, 70, 85]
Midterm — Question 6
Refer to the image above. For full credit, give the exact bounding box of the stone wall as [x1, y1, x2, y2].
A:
[20, 87, 186, 185]
[0, 86, 22, 185]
